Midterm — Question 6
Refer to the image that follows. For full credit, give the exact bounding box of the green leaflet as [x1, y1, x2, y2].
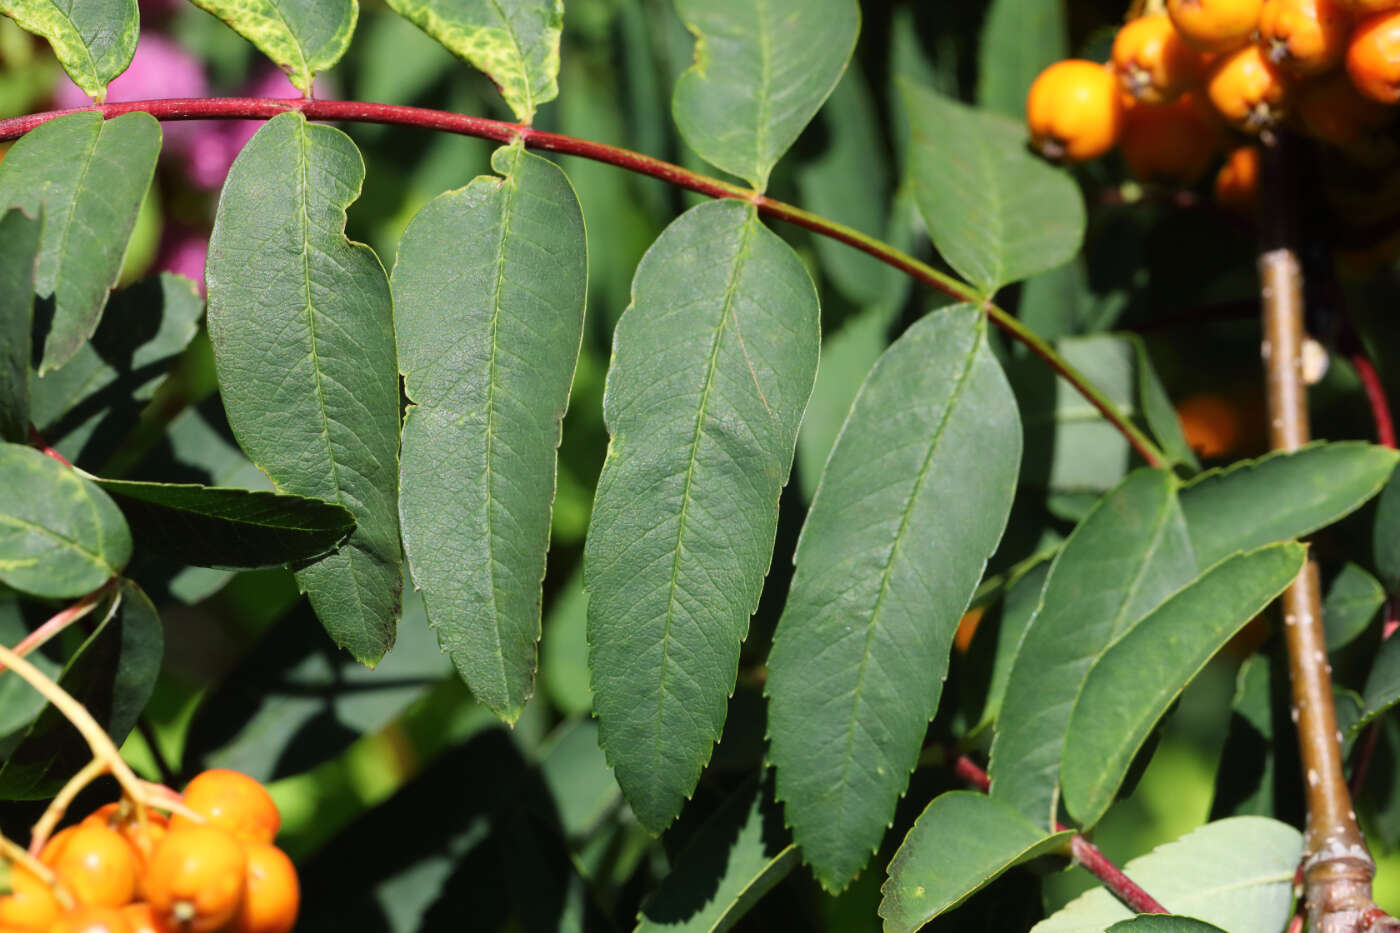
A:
[187, 0, 357, 95]
[94, 479, 355, 570]
[989, 469, 1197, 828]
[206, 112, 403, 665]
[0, 209, 40, 444]
[0, 579, 162, 799]
[671, 0, 860, 190]
[880, 792, 1071, 933]
[30, 273, 203, 468]
[766, 307, 1021, 892]
[1061, 543, 1306, 828]
[1033, 817, 1300, 933]
[0, 442, 130, 599]
[635, 778, 798, 933]
[975, 0, 1068, 118]
[1324, 563, 1386, 651]
[1210, 654, 1279, 819]
[0, 599, 60, 738]
[392, 141, 586, 723]
[902, 80, 1084, 295]
[383, 0, 563, 123]
[1180, 441, 1400, 570]
[0, 0, 138, 101]
[1354, 635, 1400, 735]
[0, 111, 161, 374]
[1375, 464, 1400, 594]
[1107, 918, 1229, 933]
[585, 200, 820, 834]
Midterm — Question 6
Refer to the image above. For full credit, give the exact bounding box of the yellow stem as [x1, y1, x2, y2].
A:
[28, 758, 107, 857]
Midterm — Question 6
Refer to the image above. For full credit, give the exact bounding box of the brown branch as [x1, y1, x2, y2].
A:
[1259, 137, 1396, 933]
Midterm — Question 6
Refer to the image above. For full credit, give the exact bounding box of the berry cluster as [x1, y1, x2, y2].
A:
[1027, 0, 1400, 205]
[0, 770, 297, 933]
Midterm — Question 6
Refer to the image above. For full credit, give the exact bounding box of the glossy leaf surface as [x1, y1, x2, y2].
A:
[767, 307, 1021, 891]
[0, 111, 160, 373]
[1061, 544, 1306, 828]
[671, 0, 860, 189]
[585, 200, 819, 834]
[206, 112, 402, 665]
[393, 141, 586, 722]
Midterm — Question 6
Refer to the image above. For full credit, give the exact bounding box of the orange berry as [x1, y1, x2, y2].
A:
[1347, 10, 1400, 101]
[1215, 145, 1262, 211]
[1259, 0, 1352, 73]
[83, 804, 169, 897]
[1169, 0, 1265, 51]
[1113, 14, 1209, 102]
[1176, 393, 1248, 457]
[0, 866, 61, 930]
[1206, 44, 1293, 130]
[1296, 71, 1393, 147]
[227, 844, 299, 933]
[954, 607, 985, 654]
[49, 907, 133, 933]
[39, 826, 77, 866]
[120, 903, 161, 933]
[1120, 93, 1225, 183]
[47, 824, 139, 908]
[145, 825, 246, 933]
[1027, 60, 1125, 162]
[171, 769, 280, 845]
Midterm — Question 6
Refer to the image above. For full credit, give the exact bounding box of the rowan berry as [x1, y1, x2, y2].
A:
[1296, 71, 1393, 148]
[1347, 10, 1400, 101]
[1177, 393, 1248, 457]
[1259, 0, 1352, 73]
[0, 866, 61, 930]
[145, 825, 246, 933]
[1206, 44, 1293, 130]
[1120, 94, 1225, 183]
[170, 769, 280, 845]
[120, 902, 160, 933]
[1168, 0, 1266, 51]
[47, 824, 139, 908]
[228, 843, 299, 933]
[1027, 60, 1125, 162]
[1215, 145, 1262, 211]
[49, 907, 133, 933]
[1113, 14, 1208, 102]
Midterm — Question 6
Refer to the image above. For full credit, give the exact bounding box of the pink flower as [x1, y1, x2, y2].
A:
[55, 33, 207, 109]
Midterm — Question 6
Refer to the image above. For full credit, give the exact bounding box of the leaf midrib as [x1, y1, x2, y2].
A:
[486, 0, 533, 117]
[654, 208, 760, 772]
[833, 320, 982, 805]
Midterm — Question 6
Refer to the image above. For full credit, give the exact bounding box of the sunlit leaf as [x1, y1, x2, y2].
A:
[0, 0, 138, 101]
[187, 0, 356, 95]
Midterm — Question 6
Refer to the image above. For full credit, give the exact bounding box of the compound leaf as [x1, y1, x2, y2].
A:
[383, 0, 563, 123]
[0, 111, 161, 373]
[585, 200, 819, 834]
[393, 141, 586, 722]
[206, 112, 403, 665]
[766, 307, 1021, 891]
[671, 0, 860, 190]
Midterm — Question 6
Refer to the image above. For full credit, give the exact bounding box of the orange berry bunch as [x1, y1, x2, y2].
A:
[1026, 0, 1400, 203]
[0, 770, 297, 933]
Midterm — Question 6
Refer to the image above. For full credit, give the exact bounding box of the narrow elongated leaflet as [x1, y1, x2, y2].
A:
[0, 443, 130, 599]
[1180, 441, 1399, 570]
[766, 307, 1021, 891]
[393, 141, 586, 722]
[30, 273, 202, 467]
[0, 579, 162, 799]
[902, 80, 1085, 294]
[635, 778, 797, 933]
[1033, 817, 1300, 933]
[1061, 543, 1306, 828]
[585, 200, 819, 834]
[0, 209, 40, 444]
[94, 479, 356, 570]
[880, 792, 1072, 933]
[384, 0, 563, 123]
[990, 468, 1196, 828]
[187, 0, 356, 95]
[0, 111, 160, 373]
[0, 0, 138, 101]
[206, 112, 403, 665]
[671, 0, 860, 190]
